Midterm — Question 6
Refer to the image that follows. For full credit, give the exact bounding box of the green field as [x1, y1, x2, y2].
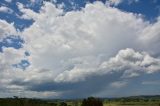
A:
[0, 95, 160, 106]
[103, 96, 160, 106]
[103, 102, 160, 106]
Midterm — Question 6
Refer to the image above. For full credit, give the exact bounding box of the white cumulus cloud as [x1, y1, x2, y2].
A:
[0, 1, 160, 98]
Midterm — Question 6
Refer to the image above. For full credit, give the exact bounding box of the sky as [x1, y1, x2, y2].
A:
[0, 0, 160, 99]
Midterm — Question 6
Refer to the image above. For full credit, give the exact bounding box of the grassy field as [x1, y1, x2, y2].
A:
[0, 95, 160, 106]
[66, 96, 160, 106]
[103, 102, 160, 106]
[67, 101, 160, 106]
[103, 96, 160, 106]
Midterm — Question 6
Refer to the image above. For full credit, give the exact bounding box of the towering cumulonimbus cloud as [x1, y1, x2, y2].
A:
[0, 1, 160, 98]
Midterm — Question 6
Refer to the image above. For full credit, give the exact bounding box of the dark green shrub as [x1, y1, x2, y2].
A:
[60, 102, 67, 106]
[81, 97, 103, 106]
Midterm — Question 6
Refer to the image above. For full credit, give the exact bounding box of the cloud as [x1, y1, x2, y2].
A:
[139, 17, 160, 56]
[0, 6, 13, 14]
[106, 0, 139, 6]
[55, 48, 160, 83]
[127, 0, 139, 4]
[0, 47, 27, 96]
[16, 2, 39, 20]
[0, 20, 17, 39]
[100, 48, 160, 75]
[0, 48, 25, 65]
[110, 81, 128, 88]
[0, 1, 160, 98]
[107, 0, 123, 6]
[5, 0, 12, 3]
[142, 80, 160, 85]
[22, 1, 146, 74]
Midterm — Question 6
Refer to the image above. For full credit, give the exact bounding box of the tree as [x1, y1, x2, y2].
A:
[81, 97, 103, 106]
[59, 102, 67, 106]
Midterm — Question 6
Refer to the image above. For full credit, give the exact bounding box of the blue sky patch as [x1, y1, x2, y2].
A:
[13, 59, 30, 70]
[117, 0, 160, 21]
[0, 35, 24, 52]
